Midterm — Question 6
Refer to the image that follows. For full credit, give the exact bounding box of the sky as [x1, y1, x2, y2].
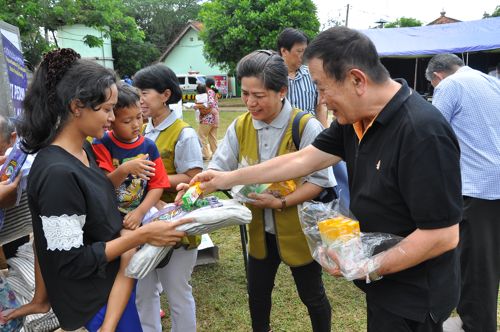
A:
[313, 0, 499, 29]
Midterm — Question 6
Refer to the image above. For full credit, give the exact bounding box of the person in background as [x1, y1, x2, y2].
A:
[188, 27, 462, 332]
[197, 77, 219, 160]
[195, 49, 335, 332]
[194, 83, 208, 109]
[11, 48, 188, 331]
[278, 27, 350, 210]
[277, 28, 327, 128]
[133, 64, 203, 332]
[193, 83, 207, 124]
[0, 115, 21, 209]
[123, 75, 133, 86]
[426, 53, 500, 332]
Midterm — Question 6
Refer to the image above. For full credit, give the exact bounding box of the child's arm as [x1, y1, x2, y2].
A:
[122, 188, 163, 230]
[107, 154, 156, 188]
[98, 229, 136, 332]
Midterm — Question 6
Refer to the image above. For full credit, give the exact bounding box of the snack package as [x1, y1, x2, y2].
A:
[0, 142, 29, 230]
[181, 182, 203, 210]
[230, 157, 272, 203]
[265, 180, 296, 197]
[231, 183, 270, 203]
[0, 142, 27, 183]
[299, 200, 402, 282]
[0, 275, 23, 331]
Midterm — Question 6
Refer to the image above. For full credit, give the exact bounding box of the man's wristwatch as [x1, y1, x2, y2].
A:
[366, 259, 382, 283]
[277, 196, 287, 212]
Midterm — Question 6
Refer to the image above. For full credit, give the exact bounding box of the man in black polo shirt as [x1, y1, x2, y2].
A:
[189, 27, 462, 332]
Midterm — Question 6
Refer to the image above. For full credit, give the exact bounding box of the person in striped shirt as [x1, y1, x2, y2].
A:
[277, 28, 327, 128]
[278, 28, 351, 210]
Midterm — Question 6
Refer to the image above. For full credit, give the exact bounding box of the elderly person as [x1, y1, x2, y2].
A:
[190, 28, 462, 332]
[427, 53, 500, 332]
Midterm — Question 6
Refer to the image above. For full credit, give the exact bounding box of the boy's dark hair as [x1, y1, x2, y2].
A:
[19, 48, 117, 153]
[115, 83, 140, 111]
[277, 28, 308, 55]
[196, 83, 207, 94]
[133, 64, 182, 104]
[304, 27, 389, 84]
[236, 50, 288, 92]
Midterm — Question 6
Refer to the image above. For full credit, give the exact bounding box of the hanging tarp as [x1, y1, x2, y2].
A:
[360, 17, 500, 57]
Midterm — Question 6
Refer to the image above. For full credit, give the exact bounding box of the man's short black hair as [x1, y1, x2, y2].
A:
[277, 28, 309, 55]
[304, 27, 389, 84]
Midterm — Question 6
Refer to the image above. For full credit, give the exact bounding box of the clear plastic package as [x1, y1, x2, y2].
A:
[299, 200, 402, 282]
[125, 198, 251, 279]
[231, 183, 270, 203]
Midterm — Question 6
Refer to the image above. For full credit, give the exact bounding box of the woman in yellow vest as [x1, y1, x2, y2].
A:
[132, 64, 204, 332]
[204, 50, 335, 332]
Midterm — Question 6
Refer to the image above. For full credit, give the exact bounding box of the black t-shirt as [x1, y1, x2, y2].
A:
[27, 144, 122, 329]
[312, 80, 462, 322]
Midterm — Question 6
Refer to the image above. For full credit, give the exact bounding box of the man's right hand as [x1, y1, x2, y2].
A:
[189, 170, 232, 194]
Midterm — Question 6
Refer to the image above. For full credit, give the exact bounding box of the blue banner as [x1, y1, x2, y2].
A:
[1, 33, 27, 116]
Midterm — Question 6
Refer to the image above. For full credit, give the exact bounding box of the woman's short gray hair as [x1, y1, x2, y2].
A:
[236, 50, 288, 92]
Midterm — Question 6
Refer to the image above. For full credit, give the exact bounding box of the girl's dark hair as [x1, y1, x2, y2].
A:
[236, 50, 288, 92]
[115, 83, 140, 111]
[19, 48, 117, 153]
[205, 77, 218, 93]
[196, 83, 207, 94]
[133, 64, 182, 104]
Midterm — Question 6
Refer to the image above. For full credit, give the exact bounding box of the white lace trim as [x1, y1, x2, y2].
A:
[41, 214, 86, 251]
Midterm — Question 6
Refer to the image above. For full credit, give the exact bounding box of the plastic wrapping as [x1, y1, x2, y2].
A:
[231, 158, 296, 203]
[299, 200, 402, 282]
[125, 198, 251, 279]
[231, 183, 270, 203]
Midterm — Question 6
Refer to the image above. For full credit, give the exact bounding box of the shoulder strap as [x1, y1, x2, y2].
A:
[292, 111, 310, 150]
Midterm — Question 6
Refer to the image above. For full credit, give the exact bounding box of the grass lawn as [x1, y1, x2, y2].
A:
[159, 107, 500, 331]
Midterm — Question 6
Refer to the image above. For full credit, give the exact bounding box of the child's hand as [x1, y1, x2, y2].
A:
[123, 209, 145, 230]
[121, 154, 156, 180]
[174, 183, 190, 204]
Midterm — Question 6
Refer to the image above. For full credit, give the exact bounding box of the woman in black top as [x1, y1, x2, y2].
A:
[15, 49, 188, 330]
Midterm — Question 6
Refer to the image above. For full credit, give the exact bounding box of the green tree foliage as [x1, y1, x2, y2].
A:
[0, 0, 147, 73]
[123, 0, 201, 51]
[0, 0, 51, 68]
[385, 17, 423, 28]
[198, 0, 320, 73]
[113, 40, 160, 77]
[483, 5, 500, 18]
[114, 0, 200, 76]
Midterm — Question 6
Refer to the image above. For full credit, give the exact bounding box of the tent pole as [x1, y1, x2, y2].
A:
[414, 58, 418, 90]
[466, 52, 469, 65]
